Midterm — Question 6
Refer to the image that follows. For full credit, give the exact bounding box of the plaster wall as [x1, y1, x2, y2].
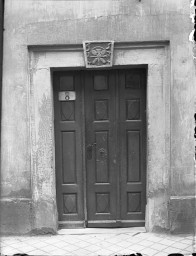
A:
[1, 0, 195, 234]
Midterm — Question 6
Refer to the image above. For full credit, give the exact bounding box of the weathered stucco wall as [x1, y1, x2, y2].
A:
[1, 0, 195, 234]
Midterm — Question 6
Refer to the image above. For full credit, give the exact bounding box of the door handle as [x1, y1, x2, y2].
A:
[86, 143, 96, 160]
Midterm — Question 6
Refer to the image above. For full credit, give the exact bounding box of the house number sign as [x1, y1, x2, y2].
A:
[58, 91, 76, 101]
[83, 41, 114, 68]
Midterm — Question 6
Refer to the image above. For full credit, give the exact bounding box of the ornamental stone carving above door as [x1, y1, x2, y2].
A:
[83, 41, 114, 68]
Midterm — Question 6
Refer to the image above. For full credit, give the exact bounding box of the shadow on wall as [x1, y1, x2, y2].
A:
[195, 113, 196, 157]
[194, 0, 196, 41]
[194, 1, 196, 161]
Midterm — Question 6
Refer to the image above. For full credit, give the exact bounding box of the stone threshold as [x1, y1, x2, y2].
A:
[57, 227, 146, 235]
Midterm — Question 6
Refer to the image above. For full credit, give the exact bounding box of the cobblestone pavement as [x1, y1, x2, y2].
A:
[0, 228, 195, 256]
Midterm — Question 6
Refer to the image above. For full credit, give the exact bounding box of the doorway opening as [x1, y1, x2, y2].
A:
[53, 67, 147, 228]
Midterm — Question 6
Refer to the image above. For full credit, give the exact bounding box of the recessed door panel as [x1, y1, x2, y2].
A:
[127, 131, 140, 182]
[95, 131, 109, 183]
[62, 131, 77, 184]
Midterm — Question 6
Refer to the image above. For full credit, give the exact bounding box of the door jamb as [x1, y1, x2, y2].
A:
[29, 41, 170, 232]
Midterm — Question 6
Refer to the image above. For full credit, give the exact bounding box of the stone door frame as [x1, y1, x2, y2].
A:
[29, 41, 170, 232]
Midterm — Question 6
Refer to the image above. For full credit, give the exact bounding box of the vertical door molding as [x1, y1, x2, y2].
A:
[29, 64, 58, 231]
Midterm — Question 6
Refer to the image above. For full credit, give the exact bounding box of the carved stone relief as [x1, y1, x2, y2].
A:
[83, 41, 114, 68]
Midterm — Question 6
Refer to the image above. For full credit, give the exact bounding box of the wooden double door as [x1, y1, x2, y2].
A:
[53, 68, 146, 228]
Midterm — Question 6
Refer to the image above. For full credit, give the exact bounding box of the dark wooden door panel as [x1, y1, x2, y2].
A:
[53, 71, 84, 227]
[54, 68, 146, 228]
[119, 69, 146, 226]
[85, 71, 118, 227]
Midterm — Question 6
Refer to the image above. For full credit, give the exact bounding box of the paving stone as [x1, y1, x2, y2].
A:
[185, 235, 194, 240]
[50, 247, 73, 255]
[0, 229, 193, 256]
[60, 243, 80, 252]
[41, 244, 62, 253]
[163, 246, 182, 254]
[51, 241, 71, 249]
[106, 244, 125, 252]
[146, 236, 164, 243]
[72, 240, 91, 248]
[0, 242, 7, 248]
[98, 241, 114, 247]
[25, 239, 46, 245]
[115, 240, 133, 247]
[183, 245, 195, 253]
[116, 248, 137, 255]
[83, 244, 101, 252]
[10, 242, 31, 249]
[45, 237, 62, 244]
[141, 247, 159, 256]
[128, 243, 145, 251]
[154, 252, 169, 256]
[115, 234, 131, 240]
[170, 242, 190, 250]
[30, 241, 50, 248]
[150, 243, 168, 250]
[136, 233, 154, 239]
[167, 236, 186, 242]
[59, 236, 80, 243]
[107, 237, 125, 244]
[27, 249, 50, 255]
[128, 237, 144, 244]
[180, 238, 194, 245]
[137, 240, 154, 247]
[1, 239, 20, 246]
[97, 235, 115, 241]
[1, 247, 22, 255]
[73, 248, 91, 255]
[180, 249, 194, 255]
[158, 238, 176, 246]
[95, 248, 114, 255]
[18, 245, 37, 253]
[84, 237, 103, 244]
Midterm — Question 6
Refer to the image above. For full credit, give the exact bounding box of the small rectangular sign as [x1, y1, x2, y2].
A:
[58, 91, 76, 101]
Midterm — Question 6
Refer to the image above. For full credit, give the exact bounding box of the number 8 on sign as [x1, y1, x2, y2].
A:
[65, 94, 70, 101]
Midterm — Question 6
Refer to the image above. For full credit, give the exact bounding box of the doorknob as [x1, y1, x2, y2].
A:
[86, 143, 96, 160]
